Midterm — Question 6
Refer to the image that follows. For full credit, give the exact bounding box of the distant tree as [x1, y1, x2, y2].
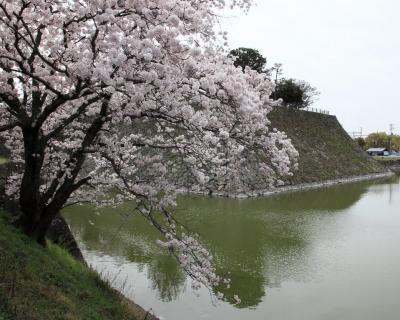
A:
[269, 63, 283, 83]
[365, 132, 400, 151]
[229, 49, 319, 109]
[354, 137, 366, 149]
[271, 79, 320, 109]
[391, 135, 400, 151]
[229, 48, 267, 73]
[365, 132, 389, 149]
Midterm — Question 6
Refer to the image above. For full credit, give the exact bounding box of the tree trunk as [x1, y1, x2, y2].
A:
[12, 209, 51, 246]
[13, 99, 108, 245]
[8, 198, 86, 262]
[17, 126, 45, 242]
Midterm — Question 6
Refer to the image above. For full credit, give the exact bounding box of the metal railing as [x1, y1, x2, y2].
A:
[303, 106, 330, 115]
[280, 105, 331, 115]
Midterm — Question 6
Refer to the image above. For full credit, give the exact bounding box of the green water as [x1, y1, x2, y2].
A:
[63, 176, 400, 320]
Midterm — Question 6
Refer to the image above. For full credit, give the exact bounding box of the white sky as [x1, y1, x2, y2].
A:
[222, 0, 400, 135]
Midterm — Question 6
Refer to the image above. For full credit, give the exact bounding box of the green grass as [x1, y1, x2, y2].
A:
[0, 157, 6, 166]
[0, 211, 139, 320]
[373, 156, 400, 162]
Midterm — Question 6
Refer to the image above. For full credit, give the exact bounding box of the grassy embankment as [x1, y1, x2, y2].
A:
[372, 156, 400, 173]
[0, 210, 146, 320]
[0, 154, 157, 320]
[269, 108, 385, 184]
[373, 156, 400, 162]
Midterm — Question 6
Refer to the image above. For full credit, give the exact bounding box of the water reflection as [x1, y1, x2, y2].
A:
[64, 206, 187, 302]
[63, 177, 393, 310]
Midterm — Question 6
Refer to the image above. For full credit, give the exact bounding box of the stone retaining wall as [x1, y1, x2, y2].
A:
[183, 171, 395, 199]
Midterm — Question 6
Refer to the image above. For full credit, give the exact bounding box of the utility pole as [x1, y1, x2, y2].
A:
[389, 124, 394, 151]
[389, 124, 394, 135]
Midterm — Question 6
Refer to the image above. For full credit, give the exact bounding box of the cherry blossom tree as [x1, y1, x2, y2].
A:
[0, 0, 298, 294]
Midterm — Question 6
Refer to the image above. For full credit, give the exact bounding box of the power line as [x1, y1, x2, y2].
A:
[347, 127, 364, 138]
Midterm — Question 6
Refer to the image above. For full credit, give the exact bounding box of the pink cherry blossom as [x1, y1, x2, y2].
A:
[0, 0, 298, 300]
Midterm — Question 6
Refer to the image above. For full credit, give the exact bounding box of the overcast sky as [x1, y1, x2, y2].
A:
[222, 0, 400, 135]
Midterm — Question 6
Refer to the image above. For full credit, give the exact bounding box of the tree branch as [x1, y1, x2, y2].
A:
[43, 95, 102, 142]
[0, 121, 20, 132]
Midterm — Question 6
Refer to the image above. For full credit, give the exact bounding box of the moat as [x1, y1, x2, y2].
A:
[64, 175, 400, 320]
